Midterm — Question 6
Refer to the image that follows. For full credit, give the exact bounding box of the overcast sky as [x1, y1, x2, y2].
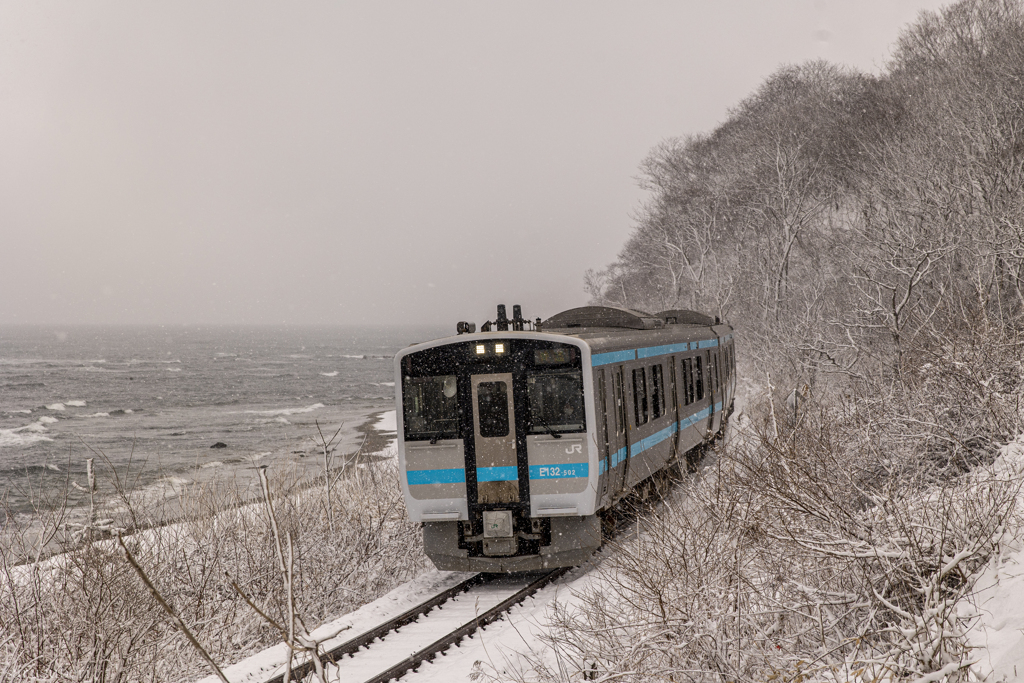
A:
[0, 1, 950, 327]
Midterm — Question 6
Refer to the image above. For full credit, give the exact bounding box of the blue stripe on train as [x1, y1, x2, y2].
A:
[603, 400, 726, 466]
[407, 468, 466, 486]
[408, 403, 728, 485]
[593, 339, 720, 366]
[476, 466, 518, 482]
[592, 349, 636, 366]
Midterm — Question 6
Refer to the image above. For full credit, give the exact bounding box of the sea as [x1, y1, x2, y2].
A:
[0, 324, 448, 526]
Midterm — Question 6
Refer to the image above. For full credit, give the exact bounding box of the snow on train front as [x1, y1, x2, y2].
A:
[394, 306, 601, 573]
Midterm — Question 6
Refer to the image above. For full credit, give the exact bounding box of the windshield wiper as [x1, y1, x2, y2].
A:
[535, 418, 562, 439]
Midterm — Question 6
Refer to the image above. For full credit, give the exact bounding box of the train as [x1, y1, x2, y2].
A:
[393, 304, 736, 572]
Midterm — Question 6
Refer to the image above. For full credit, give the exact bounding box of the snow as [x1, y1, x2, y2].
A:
[189, 430, 1024, 683]
[966, 433, 1024, 682]
[195, 570, 473, 683]
[375, 409, 396, 433]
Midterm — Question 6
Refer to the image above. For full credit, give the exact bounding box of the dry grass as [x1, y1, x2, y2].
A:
[0, 447, 429, 683]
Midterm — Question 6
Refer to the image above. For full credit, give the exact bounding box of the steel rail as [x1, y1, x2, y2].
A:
[362, 567, 571, 683]
[264, 572, 487, 683]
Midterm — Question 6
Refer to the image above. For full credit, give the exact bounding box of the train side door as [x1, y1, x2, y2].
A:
[704, 351, 715, 434]
[471, 373, 521, 504]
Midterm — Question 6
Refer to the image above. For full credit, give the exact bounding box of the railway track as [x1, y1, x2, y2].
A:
[262, 567, 570, 683]
[249, 445, 722, 683]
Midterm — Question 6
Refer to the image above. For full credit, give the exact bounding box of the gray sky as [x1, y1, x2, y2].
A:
[0, 0, 949, 327]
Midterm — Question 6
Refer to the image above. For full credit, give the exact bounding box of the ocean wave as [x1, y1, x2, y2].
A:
[243, 403, 325, 417]
[167, 367, 182, 372]
[109, 409, 135, 415]
[44, 403, 65, 411]
[0, 417, 57, 447]
[5, 409, 32, 414]
[200, 461, 223, 469]
[341, 354, 366, 359]
[0, 431, 53, 447]
[65, 400, 86, 407]
[319, 371, 339, 377]
[82, 412, 110, 418]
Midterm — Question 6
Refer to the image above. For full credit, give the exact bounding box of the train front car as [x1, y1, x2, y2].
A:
[395, 329, 601, 572]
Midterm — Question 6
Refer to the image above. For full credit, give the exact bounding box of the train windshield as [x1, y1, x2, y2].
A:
[403, 375, 459, 440]
[526, 368, 585, 433]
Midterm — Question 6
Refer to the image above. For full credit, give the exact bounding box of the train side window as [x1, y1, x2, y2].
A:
[650, 364, 664, 419]
[669, 357, 678, 413]
[682, 358, 693, 405]
[612, 371, 626, 434]
[695, 356, 704, 401]
[632, 368, 648, 425]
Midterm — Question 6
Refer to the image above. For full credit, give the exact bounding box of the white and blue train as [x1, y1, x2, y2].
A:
[394, 305, 736, 572]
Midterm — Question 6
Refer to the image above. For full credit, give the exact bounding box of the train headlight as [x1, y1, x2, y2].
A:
[494, 343, 505, 354]
[475, 344, 486, 355]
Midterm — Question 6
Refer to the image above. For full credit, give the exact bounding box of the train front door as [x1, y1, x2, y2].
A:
[471, 373, 521, 504]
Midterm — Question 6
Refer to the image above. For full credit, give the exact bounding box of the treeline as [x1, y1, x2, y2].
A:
[589, 0, 1024, 421]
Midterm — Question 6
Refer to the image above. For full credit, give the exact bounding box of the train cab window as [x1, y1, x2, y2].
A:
[650, 364, 664, 419]
[403, 375, 459, 440]
[632, 368, 649, 425]
[695, 356, 705, 401]
[477, 381, 510, 437]
[526, 368, 585, 434]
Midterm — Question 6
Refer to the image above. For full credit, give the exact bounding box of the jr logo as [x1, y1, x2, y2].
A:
[565, 443, 582, 454]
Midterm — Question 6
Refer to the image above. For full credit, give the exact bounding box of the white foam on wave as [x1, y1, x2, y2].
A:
[244, 403, 325, 417]
[65, 400, 86, 407]
[1, 417, 58, 447]
[319, 371, 339, 377]
[8, 409, 32, 414]
[45, 463, 60, 471]
[275, 416, 290, 424]
[200, 461, 223, 469]
[83, 412, 110, 418]
[167, 367, 182, 372]
[342, 354, 365, 359]
[45, 403, 66, 411]
[0, 429, 53, 447]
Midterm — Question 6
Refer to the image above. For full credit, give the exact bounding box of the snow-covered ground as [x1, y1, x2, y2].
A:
[375, 409, 397, 434]
[196, 423, 1024, 683]
[966, 435, 1024, 683]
